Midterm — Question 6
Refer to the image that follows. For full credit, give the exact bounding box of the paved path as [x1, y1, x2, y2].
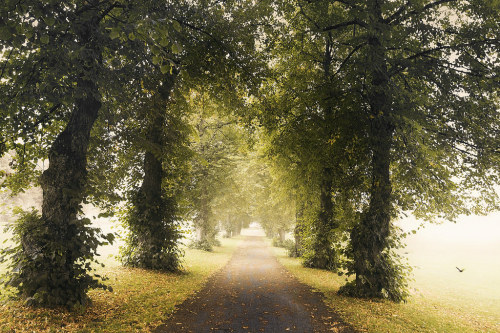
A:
[154, 236, 355, 332]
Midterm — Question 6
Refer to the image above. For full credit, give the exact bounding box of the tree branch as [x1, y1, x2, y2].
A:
[297, 1, 321, 30]
[323, 19, 367, 32]
[303, 0, 360, 10]
[18, 103, 62, 137]
[0, 48, 13, 81]
[333, 42, 366, 77]
[390, 38, 500, 76]
[97, 2, 126, 23]
[388, 0, 458, 25]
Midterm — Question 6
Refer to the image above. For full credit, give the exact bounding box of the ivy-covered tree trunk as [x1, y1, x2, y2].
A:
[126, 121, 171, 268]
[122, 76, 181, 271]
[19, 74, 106, 307]
[306, 169, 338, 269]
[4, 11, 114, 307]
[305, 35, 339, 270]
[341, 0, 404, 302]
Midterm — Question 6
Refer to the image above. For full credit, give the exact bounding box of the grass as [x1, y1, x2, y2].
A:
[272, 246, 500, 333]
[0, 236, 242, 333]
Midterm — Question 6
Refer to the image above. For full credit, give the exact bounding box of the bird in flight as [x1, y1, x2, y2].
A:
[456, 267, 465, 273]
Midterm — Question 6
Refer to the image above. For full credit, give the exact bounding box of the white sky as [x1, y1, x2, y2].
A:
[398, 212, 500, 245]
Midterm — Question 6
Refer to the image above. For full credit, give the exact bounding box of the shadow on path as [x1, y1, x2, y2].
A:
[154, 236, 356, 332]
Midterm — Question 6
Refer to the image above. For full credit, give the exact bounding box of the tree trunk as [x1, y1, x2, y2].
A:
[41, 78, 100, 227]
[293, 201, 304, 257]
[278, 228, 286, 243]
[224, 215, 233, 238]
[307, 34, 339, 270]
[130, 120, 167, 266]
[122, 75, 182, 270]
[235, 221, 242, 235]
[308, 168, 337, 269]
[197, 196, 209, 241]
[347, 0, 398, 300]
[37, 76, 101, 305]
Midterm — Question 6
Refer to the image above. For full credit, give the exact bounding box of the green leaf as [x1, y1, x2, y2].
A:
[152, 56, 161, 65]
[172, 20, 182, 32]
[40, 35, 49, 44]
[171, 42, 182, 54]
[0, 27, 11, 41]
[128, 32, 135, 40]
[97, 212, 114, 218]
[160, 64, 170, 74]
[45, 17, 55, 26]
[159, 37, 169, 47]
[110, 28, 120, 40]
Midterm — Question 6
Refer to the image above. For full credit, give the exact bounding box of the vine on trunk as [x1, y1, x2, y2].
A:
[0, 209, 114, 308]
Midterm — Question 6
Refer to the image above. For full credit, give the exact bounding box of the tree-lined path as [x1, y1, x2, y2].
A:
[154, 236, 355, 333]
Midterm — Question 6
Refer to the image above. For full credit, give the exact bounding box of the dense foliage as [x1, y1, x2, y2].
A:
[0, 209, 114, 307]
[255, 0, 499, 301]
[0, 0, 498, 308]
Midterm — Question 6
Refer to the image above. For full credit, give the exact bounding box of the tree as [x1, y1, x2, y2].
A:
[115, 0, 267, 262]
[290, 0, 500, 301]
[0, 0, 180, 307]
[185, 95, 249, 251]
[253, 0, 367, 271]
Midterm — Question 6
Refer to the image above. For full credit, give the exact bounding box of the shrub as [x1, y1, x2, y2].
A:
[283, 239, 303, 257]
[120, 194, 183, 272]
[0, 208, 114, 308]
[188, 238, 221, 252]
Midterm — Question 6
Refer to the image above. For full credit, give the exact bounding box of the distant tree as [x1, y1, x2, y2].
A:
[185, 96, 250, 251]
[214, 157, 253, 238]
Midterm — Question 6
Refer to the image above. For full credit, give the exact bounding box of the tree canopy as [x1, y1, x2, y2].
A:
[0, 0, 498, 307]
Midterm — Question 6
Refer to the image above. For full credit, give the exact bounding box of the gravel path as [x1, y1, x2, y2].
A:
[154, 236, 356, 332]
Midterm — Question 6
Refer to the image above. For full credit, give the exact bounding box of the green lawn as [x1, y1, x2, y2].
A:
[0, 234, 242, 333]
[273, 246, 500, 333]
